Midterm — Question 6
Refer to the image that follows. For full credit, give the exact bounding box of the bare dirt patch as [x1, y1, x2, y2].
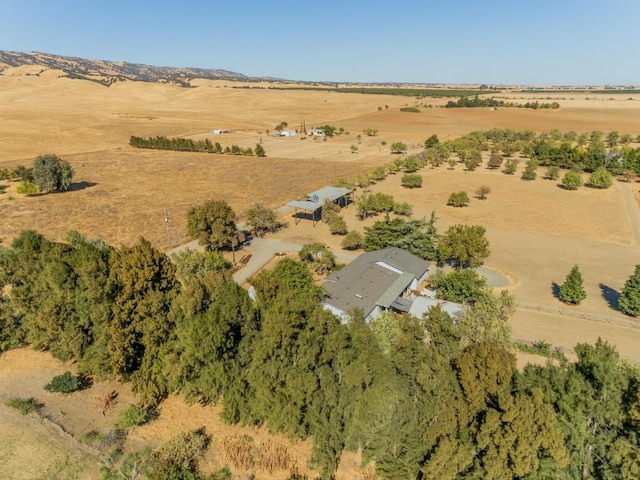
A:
[0, 348, 369, 480]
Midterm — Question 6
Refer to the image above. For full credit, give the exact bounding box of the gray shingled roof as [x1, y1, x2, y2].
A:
[323, 248, 429, 319]
[324, 263, 399, 318]
[349, 248, 429, 280]
[376, 272, 415, 308]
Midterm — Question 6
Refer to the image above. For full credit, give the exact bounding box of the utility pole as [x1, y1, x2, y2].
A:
[164, 210, 170, 246]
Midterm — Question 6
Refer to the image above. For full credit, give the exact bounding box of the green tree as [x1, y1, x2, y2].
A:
[299, 243, 336, 274]
[457, 290, 515, 348]
[43, 371, 84, 393]
[522, 158, 539, 180]
[321, 198, 341, 223]
[364, 215, 438, 260]
[588, 167, 613, 189]
[424, 134, 440, 148]
[487, 152, 503, 169]
[561, 171, 583, 190]
[443, 342, 569, 479]
[169, 277, 255, 407]
[447, 191, 470, 207]
[390, 141, 407, 154]
[245, 203, 281, 237]
[392, 201, 413, 216]
[146, 428, 211, 480]
[187, 200, 237, 250]
[438, 224, 490, 269]
[328, 214, 348, 235]
[32, 154, 74, 193]
[519, 339, 637, 479]
[503, 158, 518, 174]
[402, 156, 421, 173]
[107, 238, 178, 401]
[171, 249, 229, 280]
[619, 264, 640, 316]
[251, 257, 320, 304]
[543, 165, 561, 180]
[559, 265, 587, 304]
[428, 268, 487, 303]
[341, 230, 364, 250]
[401, 173, 422, 188]
[254, 143, 266, 157]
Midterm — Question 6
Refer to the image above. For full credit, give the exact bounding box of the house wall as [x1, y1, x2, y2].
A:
[322, 302, 350, 323]
[376, 261, 403, 275]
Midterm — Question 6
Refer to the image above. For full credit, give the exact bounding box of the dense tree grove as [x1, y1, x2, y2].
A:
[445, 96, 560, 109]
[401, 128, 640, 178]
[1, 230, 639, 479]
[129, 135, 264, 156]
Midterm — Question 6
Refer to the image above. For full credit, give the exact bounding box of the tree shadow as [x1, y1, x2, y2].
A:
[599, 283, 620, 311]
[551, 281, 561, 300]
[68, 181, 97, 192]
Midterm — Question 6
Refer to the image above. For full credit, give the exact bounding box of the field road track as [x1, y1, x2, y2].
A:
[621, 182, 640, 245]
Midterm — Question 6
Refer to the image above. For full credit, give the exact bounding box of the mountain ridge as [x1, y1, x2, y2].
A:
[0, 50, 279, 86]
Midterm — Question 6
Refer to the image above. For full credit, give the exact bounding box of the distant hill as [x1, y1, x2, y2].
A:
[0, 50, 275, 86]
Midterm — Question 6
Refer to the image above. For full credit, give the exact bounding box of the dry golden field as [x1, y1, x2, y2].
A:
[2, 67, 640, 479]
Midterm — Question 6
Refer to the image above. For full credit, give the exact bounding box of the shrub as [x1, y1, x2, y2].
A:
[370, 166, 386, 181]
[521, 159, 539, 180]
[392, 202, 413, 216]
[561, 171, 583, 190]
[543, 166, 560, 180]
[147, 428, 211, 480]
[16, 182, 39, 195]
[114, 404, 150, 429]
[341, 231, 364, 250]
[447, 191, 470, 207]
[401, 174, 422, 188]
[464, 158, 478, 171]
[476, 185, 490, 200]
[44, 371, 84, 393]
[487, 153, 503, 169]
[588, 167, 613, 189]
[317, 199, 339, 224]
[402, 157, 420, 172]
[391, 141, 408, 153]
[328, 214, 348, 235]
[503, 159, 518, 175]
[400, 107, 420, 113]
[5, 396, 40, 415]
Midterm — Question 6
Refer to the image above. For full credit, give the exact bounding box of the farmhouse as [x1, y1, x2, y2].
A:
[211, 129, 230, 134]
[323, 248, 430, 322]
[286, 185, 353, 226]
[273, 130, 297, 137]
[307, 129, 325, 137]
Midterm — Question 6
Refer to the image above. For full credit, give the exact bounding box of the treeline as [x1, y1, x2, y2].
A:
[129, 135, 266, 157]
[420, 128, 640, 174]
[446, 95, 560, 109]
[1, 230, 639, 478]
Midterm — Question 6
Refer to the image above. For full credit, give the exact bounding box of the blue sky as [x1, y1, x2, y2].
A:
[1, 0, 638, 85]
